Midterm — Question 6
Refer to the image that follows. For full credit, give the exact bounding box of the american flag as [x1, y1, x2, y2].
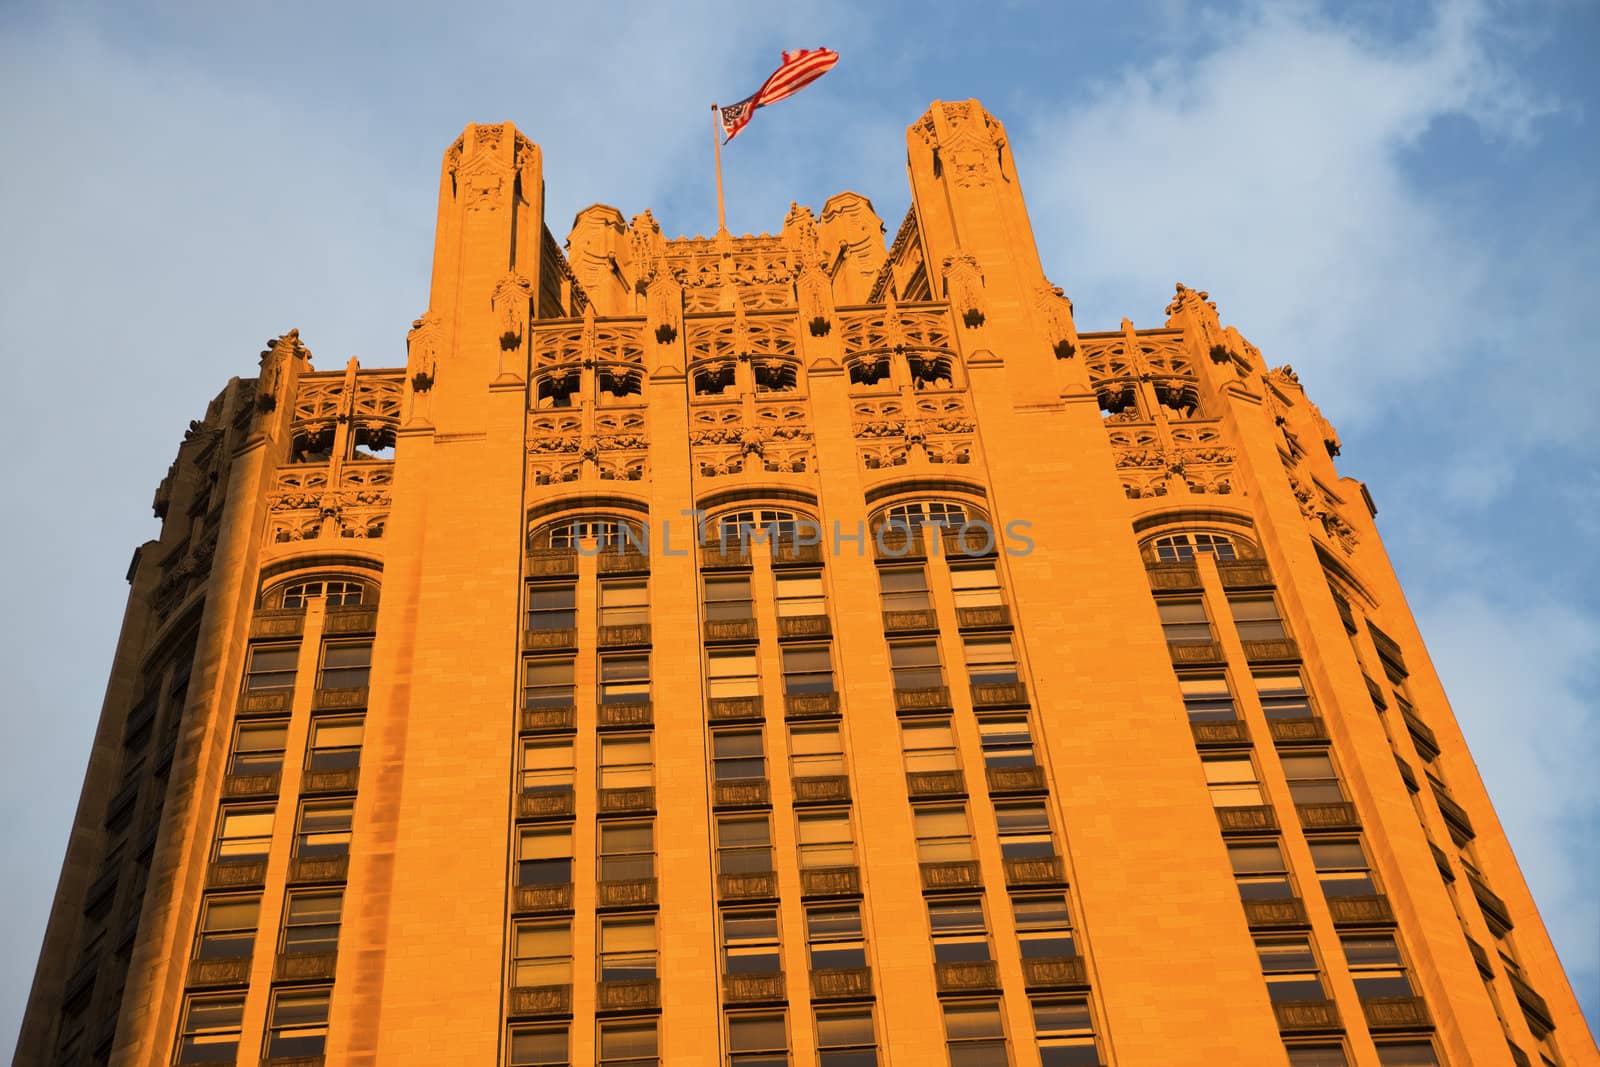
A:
[718, 48, 839, 143]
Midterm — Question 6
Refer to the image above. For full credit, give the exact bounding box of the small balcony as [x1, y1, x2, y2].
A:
[311, 686, 368, 712]
[1273, 999, 1342, 1033]
[1021, 956, 1089, 990]
[882, 609, 939, 634]
[597, 623, 652, 650]
[1215, 561, 1274, 589]
[792, 776, 851, 806]
[940, 528, 996, 559]
[518, 788, 577, 821]
[872, 528, 926, 561]
[1295, 802, 1362, 833]
[1507, 969, 1555, 1033]
[1327, 894, 1395, 926]
[322, 606, 378, 635]
[521, 704, 578, 734]
[985, 765, 1046, 796]
[935, 960, 1000, 994]
[300, 766, 361, 796]
[206, 859, 267, 890]
[238, 688, 294, 717]
[1402, 708, 1441, 761]
[1145, 562, 1202, 592]
[287, 854, 350, 886]
[1004, 856, 1066, 888]
[507, 984, 572, 1019]
[777, 615, 831, 640]
[186, 955, 252, 989]
[1191, 720, 1252, 747]
[1267, 717, 1330, 745]
[221, 772, 281, 801]
[1465, 869, 1514, 932]
[773, 540, 824, 566]
[1430, 785, 1476, 840]
[718, 871, 779, 902]
[700, 544, 752, 570]
[713, 779, 772, 810]
[598, 701, 653, 730]
[596, 978, 660, 1013]
[893, 686, 952, 714]
[513, 883, 574, 915]
[1241, 639, 1301, 663]
[1215, 805, 1278, 835]
[810, 967, 873, 1001]
[956, 605, 1011, 631]
[1360, 996, 1432, 1031]
[906, 770, 966, 799]
[920, 861, 982, 893]
[250, 609, 306, 639]
[800, 866, 861, 899]
[274, 951, 338, 983]
[597, 787, 655, 816]
[597, 878, 658, 910]
[708, 696, 765, 723]
[1242, 897, 1309, 929]
[723, 971, 786, 1005]
[970, 683, 1028, 709]
[526, 549, 578, 578]
[1168, 642, 1227, 667]
[597, 549, 650, 576]
[523, 627, 578, 652]
[704, 618, 759, 644]
[783, 692, 840, 720]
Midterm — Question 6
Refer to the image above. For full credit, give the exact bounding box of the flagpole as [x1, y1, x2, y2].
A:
[711, 103, 728, 236]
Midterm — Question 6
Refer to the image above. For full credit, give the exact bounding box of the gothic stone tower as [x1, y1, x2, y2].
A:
[15, 102, 1594, 1067]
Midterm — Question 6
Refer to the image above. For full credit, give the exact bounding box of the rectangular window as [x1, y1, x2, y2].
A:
[597, 1019, 658, 1067]
[1255, 670, 1314, 719]
[1343, 934, 1414, 999]
[1258, 936, 1326, 1003]
[509, 1026, 570, 1066]
[977, 715, 1035, 768]
[797, 811, 855, 869]
[1373, 1040, 1439, 1066]
[713, 729, 766, 781]
[600, 654, 650, 705]
[943, 1000, 1007, 1067]
[1231, 594, 1289, 642]
[213, 808, 274, 863]
[599, 735, 652, 790]
[527, 583, 577, 631]
[523, 657, 576, 709]
[995, 802, 1055, 859]
[914, 806, 973, 863]
[1310, 840, 1378, 898]
[1157, 598, 1212, 645]
[964, 636, 1019, 687]
[723, 909, 782, 975]
[281, 891, 342, 956]
[782, 645, 835, 694]
[708, 651, 760, 699]
[1033, 996, 1100, 1066]
[1286, 1045, 1351, 1067]
[878, 567, 931, 612]
[294, 801, 353, 859]
[789, 724, 844, 778]
[598, 916, 657, 981]
[521, 738, 576, 795]
[816, 1007, 877, 1066]
[806, 905, 866, 970]
[1282, 753, 1345, 805]
[728, 1012, 788, 1067]
[928, 899, 990, 963]
[599, 581, 648, 628]
[318, 641, 371, 690]
[244, 645, 298, 692]
[1012, 894, 1076, 960]
[902, 719, 960, 774]
[890, 641, 942, 690]
[174, 995, 244, 1065]
[716, 815, 773, 875]
[1228, 842, 1295, 900]
[776, 572, 826, 618]
[512, 921, 573, 988]
[193, 896, 259, 961]
[305, 715, 364, 772]
[1203, 756, 1264, 808]
[229, 722, 288, 776]
[518, 827, 573, 886]
[1179, 673, 1236, 723]
[598, 822, 655, 882]
[950, 561, 1004, 610]
[264, 988, 330, 1059]
[705, 576, 755, 622]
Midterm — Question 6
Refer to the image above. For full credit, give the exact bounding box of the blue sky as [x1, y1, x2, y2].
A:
[1, 0, 1595, 1048]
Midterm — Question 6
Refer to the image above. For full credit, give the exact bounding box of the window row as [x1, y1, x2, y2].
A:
[244, 640, 372, 692]
[228, 715, 364, 777]
[176, 987, 333, 1064]
[212, 801, 354, 864]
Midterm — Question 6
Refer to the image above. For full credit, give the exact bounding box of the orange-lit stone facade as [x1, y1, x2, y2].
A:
[17, 101, 1595, 1067]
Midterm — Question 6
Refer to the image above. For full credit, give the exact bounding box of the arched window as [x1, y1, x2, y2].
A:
[1152, 532, 1238, 563]
[708, 508, 812, 545]
[535, 516, 646, 551]
[262, 574, 378, 610]
[289, 428, 335, 464]
[885, 500, 972, 531]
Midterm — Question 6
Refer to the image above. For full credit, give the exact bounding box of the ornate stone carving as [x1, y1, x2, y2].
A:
[941, 252, 986, 327]
[406, 315, 439, 393]
[493, 272, 534, 351]
[1036, 283, 1079, 359]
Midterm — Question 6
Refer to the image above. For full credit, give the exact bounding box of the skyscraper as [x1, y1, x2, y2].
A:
[15, 100, 1592, 1066]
